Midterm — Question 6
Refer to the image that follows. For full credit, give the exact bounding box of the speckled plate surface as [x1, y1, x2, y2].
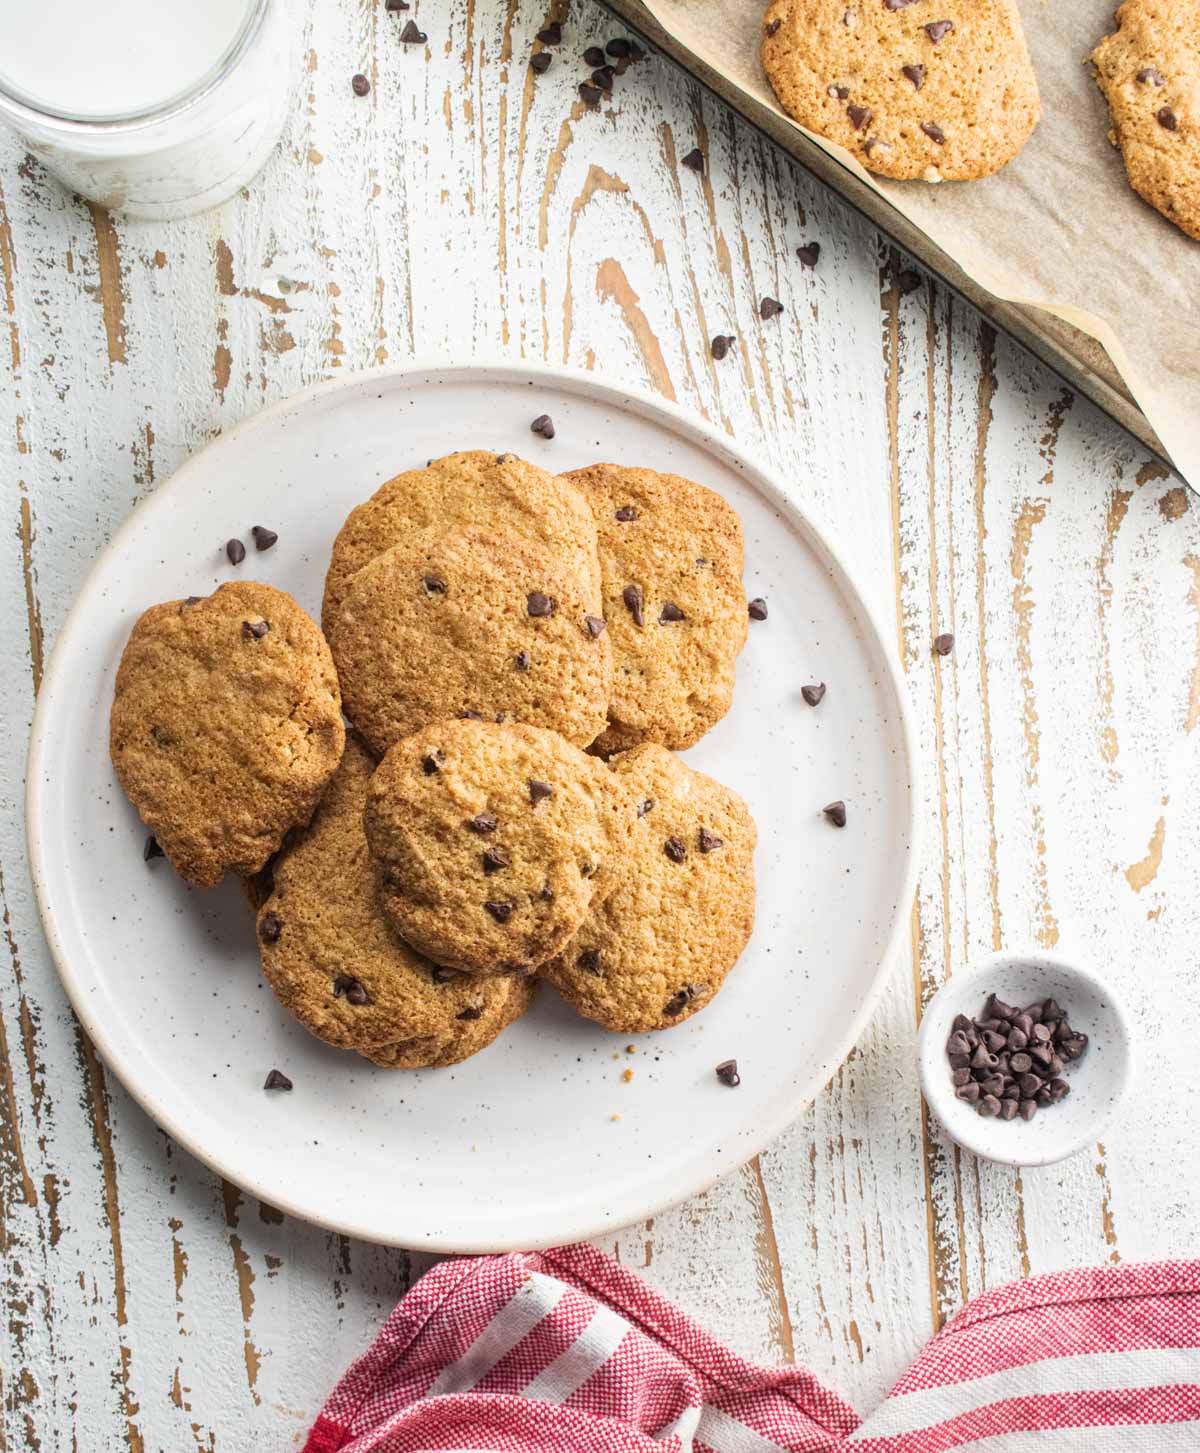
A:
[26, 361, 918, 1251]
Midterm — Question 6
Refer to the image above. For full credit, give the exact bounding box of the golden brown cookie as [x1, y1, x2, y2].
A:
[541, 744, 757, 1034]
[256, 735, 530, 1066]
[110, 582, 344, 888]
[363, 719, 637, 975]
[329, 526, 611, 758]
[761, 0, 1041, 181]
[1092, 0, 1200, 240]
[562, 463, 747, 755]
[322, 451, 602, 632]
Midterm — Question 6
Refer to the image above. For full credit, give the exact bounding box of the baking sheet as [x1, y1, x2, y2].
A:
[636, 0, 1199, 486]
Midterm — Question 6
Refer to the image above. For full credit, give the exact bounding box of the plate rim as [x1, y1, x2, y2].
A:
[25, 357, 922, 1250]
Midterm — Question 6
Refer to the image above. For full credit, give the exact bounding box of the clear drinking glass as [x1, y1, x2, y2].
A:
[0, 0, 293, 220]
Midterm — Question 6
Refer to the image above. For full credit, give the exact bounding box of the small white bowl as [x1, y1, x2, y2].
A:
[917, 951, 1134, 1167]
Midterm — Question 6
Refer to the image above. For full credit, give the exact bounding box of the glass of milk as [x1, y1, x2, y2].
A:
[0, 0, 293, 219]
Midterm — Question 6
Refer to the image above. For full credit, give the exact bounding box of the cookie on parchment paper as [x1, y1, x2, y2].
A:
[761, 0, 1041, 181]
[110, 581, 344, 888]
[363, 718, 637, 976]
[541, 743, 757, 1034]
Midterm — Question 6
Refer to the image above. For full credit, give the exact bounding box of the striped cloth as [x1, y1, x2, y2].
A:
[303, 1244, 1200, 1453]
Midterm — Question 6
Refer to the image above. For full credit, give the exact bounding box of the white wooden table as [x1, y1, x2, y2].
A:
[3, 2, 1198, 1447]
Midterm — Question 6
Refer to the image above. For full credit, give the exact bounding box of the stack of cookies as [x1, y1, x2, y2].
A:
[109, 449, 759, 1071]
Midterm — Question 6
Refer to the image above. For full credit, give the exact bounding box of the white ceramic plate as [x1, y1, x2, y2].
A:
[27, 361, 918, 1251]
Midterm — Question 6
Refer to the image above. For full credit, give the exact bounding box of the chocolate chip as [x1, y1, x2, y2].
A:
[847, 104, 872, 130]
[924, 20, 953, 41]
[180, 596, 203, 611]
[242, 619, 269, 639]
[263, 1069, 293, 1091]
[333, 975, 370, 1005]
[951, 1067, 971, 1087]
[583, 45, 605, 66]
[531, 413, 555, 438]
[863, 137, 892, 158]
[1060, 1034, 1088, 1061]
[955, 1081, 981, 1103]
[606, 38, 632, 58]
[698, 827, 723, 853]
[431, 965, 459, 984]
[577, 947, 603, 975]
[579, 83, 602, 106]
[585, 614, 607, 638]
[514, 650, 530, 671]
[920, 121, 946, 145]
[1019, 1099, 1037, 1121]
[459, 710, 485, 721]
[664, 835, 687, 863]
[797, 242, 821, 267]
[143, 834, 164, 862]
[226, 538, 246, 565]
[1031, 1021, 1052, 1043]
[531, 52, 552, 74]
[659, 601, 686, 623]
[637, 798, 654, 817]
[622, 582, 644, 626]
[884, 0, 919, 8]
[765, 17, 782, 35]
[823, 800, 847, 827]
[1018, 1071, 1043, 1098]
[251, 525, 278, 550]
[664, 984, 701, 1016]
[484, 899, 515, 923]
[539, 881, 554, 901]
[528, 779, 553, 806]
[1158, 106, 1178, 130]
[681, 147, 705, 173]
[902, 63, 925, 89]
[801, 682, 826, 706]
[759, 296, 784, 319]
[711, 334, 736, 359]
[1009, 1052, 1032, 1074]
[716, 1059, 741, 1087]
[946, 1030, 971, 1056]
[385, 0, 410, 9]
[482, 847, 510, 874]
[259, 912, 282, 943]
[537, 21, 562, 45]
[615, 504, 638, 522]
[981, 1029, 1007, 1053]
[400, 19, 426, 43]
[468, 813, 497, 836]
[748, 597, 768, 621]
[527, 591, 557, 617]
[827, 84, 850, 99]
[422, 753, 442, 775]
[352, 73, 371, 96]
[1137, 66, 1166, 85]
[933, 631, 955, 655]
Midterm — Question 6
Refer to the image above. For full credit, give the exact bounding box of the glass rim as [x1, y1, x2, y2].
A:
[0, 0, 268, 132]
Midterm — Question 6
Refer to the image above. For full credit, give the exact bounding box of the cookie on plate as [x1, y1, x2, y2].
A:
[1092, 0, 1200, 240]
[761, 0, 1041, 181]
[256, 735, 531, 1066]
[363, 718, 637, 975]
[110, 582, 344, 887]
[541, 744, 757, 1034]
[322, 451, 602, 632]
[561, 463, 747, 755]
[329, 525, 611, 758]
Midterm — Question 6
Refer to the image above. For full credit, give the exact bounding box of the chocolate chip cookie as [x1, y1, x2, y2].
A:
[541, 744, 757, 1033]
[363, 718, 637, 975]
[322, 451, 602, 632]
[329, 525, 612, 758]
[110, 582, 344, 887]
[561, 463, 747, 755]
[1092, 0, 1200, 239]
[761, 0, 1041, 181]
[257, 734, 531, 1066]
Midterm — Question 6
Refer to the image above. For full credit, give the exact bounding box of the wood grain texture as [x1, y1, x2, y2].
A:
[3, 0, 1199, 1444]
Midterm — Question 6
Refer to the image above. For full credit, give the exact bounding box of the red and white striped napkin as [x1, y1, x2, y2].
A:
[303, 1243, 1200, 1453]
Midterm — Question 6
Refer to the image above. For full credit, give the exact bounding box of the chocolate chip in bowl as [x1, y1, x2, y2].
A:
[917, 951, 1133, 1167]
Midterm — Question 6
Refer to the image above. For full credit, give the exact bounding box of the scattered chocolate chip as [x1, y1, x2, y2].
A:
[681, 147, 705, 173]
[924, 19, 953, 41]
[484, 899, 515, 924]
[431, 965, 459, 984]
[242, 619, 269, 640]
[527, 591, 557, 617]
[400, 19, 426, 43]
[531, 51, 552, 74]
[884, 0, 919, 9]
[181, 596, 203, 611]
[615, 504, 638, 522]
[847, 103, 872, 130]
[659, 601, 686, 623]
[711, 334, 736, 359]
[259, 912, 282, 943]
[531, 412, 555, 438]
[577, 947, 603, 975]
[664, 835, 687, 863]
[827, 84, 850, 99]
[579, 82, 602, 106]
[606, 38, 632, 58]
[759, 296, 784, 319]
[352, 73, 371, 96]
[143, 834, 164, 862]
[823, 800, 847, 827]
[698, 827, 723, 853]
[482, 846, 510, 874]
[1158, 106, 1178, 131]
[423, 573, 447, 595]
[469, 812, 497, 835]
[716, 1058, 741, 1087]
[226, 538, 246, 565]
[514, 650, 530, 671]
[933, 631, 955, 656]
[765, 18, 782, 35]
[1137, 66, 1166, 86]
[637, 798, 654, 817]
[622, 582, 644, 626]
[585, 614, 607, 638]
[263, 1069, 293, 1091]
[664, 983, 701, 1016]
[422, 753, 442, 775]
[537, 21, 562, 45]
[902, 63, 925, 89]
[863, 137, 892, 158]
[920, 121, 946, 145]
[539, 881, 555, 901]
[797, 241, 821, 267]
[529, 779, 553, 806]
[454, 1005, 482, 1023]
[583, 45, 605, 66]
[802, 682, 826, 707]
[251, 525, 278, 550]
[748, 597, 768, 621]
[333, 975, 370, 1005]
[459, 710, 485, 721]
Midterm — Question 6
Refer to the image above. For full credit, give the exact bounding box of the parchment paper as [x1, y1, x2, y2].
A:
[638, 0, 1199, 485]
